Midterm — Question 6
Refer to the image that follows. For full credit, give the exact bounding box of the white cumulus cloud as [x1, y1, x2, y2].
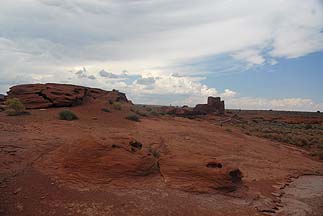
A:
[0, 0, 322, 111]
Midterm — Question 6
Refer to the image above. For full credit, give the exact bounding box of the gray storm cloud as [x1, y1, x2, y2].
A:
[99, 70, 119, 78]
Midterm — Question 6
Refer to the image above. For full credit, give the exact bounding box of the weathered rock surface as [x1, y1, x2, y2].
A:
[42, 138, 159, 186]
[40, 137, 242, 193]
[7, 83, 128, 109]
[2, 94, 323, 215]
[160, 157, 243, 193]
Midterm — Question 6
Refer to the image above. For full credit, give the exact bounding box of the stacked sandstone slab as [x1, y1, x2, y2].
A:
[7, 83, 128, 109]
[193, 96, 225, 115]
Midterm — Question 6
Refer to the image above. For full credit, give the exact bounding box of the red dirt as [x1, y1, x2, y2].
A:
[1, 88, 323, 215]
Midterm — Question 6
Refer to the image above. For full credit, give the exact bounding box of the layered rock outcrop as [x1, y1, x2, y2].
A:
[7, 83, 128, 109]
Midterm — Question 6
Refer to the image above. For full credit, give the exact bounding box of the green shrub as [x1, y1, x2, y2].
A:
[159, 111, 167, 116]
[137, 111, 148, 117]
[133, 109, 147, 117]
[304, 124, 312, 130]
[130, 107, 148, 117]
[225, 128, 232, 133]
[5, 98, 27, 116]
[312, 150, 323, 160]
[59, 110, 78, 121]
[112, 102, 122, 110]
[126, 114, 140, 122]
[150, 111, 159, 116]
[101, 108, 110, 112]
[186, 116, 195, 120]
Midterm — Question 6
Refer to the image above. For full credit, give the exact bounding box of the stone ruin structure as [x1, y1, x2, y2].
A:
[167, 96, 225, 116]
[193, 96, 225, 115]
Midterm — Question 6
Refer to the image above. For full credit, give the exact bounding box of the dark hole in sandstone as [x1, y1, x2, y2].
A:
[229, 169, 243, 183]
[129, 140, 142, 152]
[111, 144, 120, 148]
[206, 162, 223, 168]
[157, 161, 160, 169]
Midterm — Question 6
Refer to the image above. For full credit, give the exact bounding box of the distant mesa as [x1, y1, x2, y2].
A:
[6, 83, 129, 109]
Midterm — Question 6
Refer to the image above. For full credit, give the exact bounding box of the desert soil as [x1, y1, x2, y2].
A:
[1, 101, 323, 216]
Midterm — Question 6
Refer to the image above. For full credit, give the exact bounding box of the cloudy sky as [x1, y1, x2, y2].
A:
[1, 0, 323, 111]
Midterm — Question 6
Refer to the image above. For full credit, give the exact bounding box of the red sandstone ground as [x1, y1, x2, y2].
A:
[1, 86, 323, 216]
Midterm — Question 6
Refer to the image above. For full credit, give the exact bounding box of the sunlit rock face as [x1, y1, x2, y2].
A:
[7, 83, 128, 109]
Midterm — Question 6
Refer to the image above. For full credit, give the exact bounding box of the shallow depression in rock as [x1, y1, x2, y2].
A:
[280, 175, 323, 216]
